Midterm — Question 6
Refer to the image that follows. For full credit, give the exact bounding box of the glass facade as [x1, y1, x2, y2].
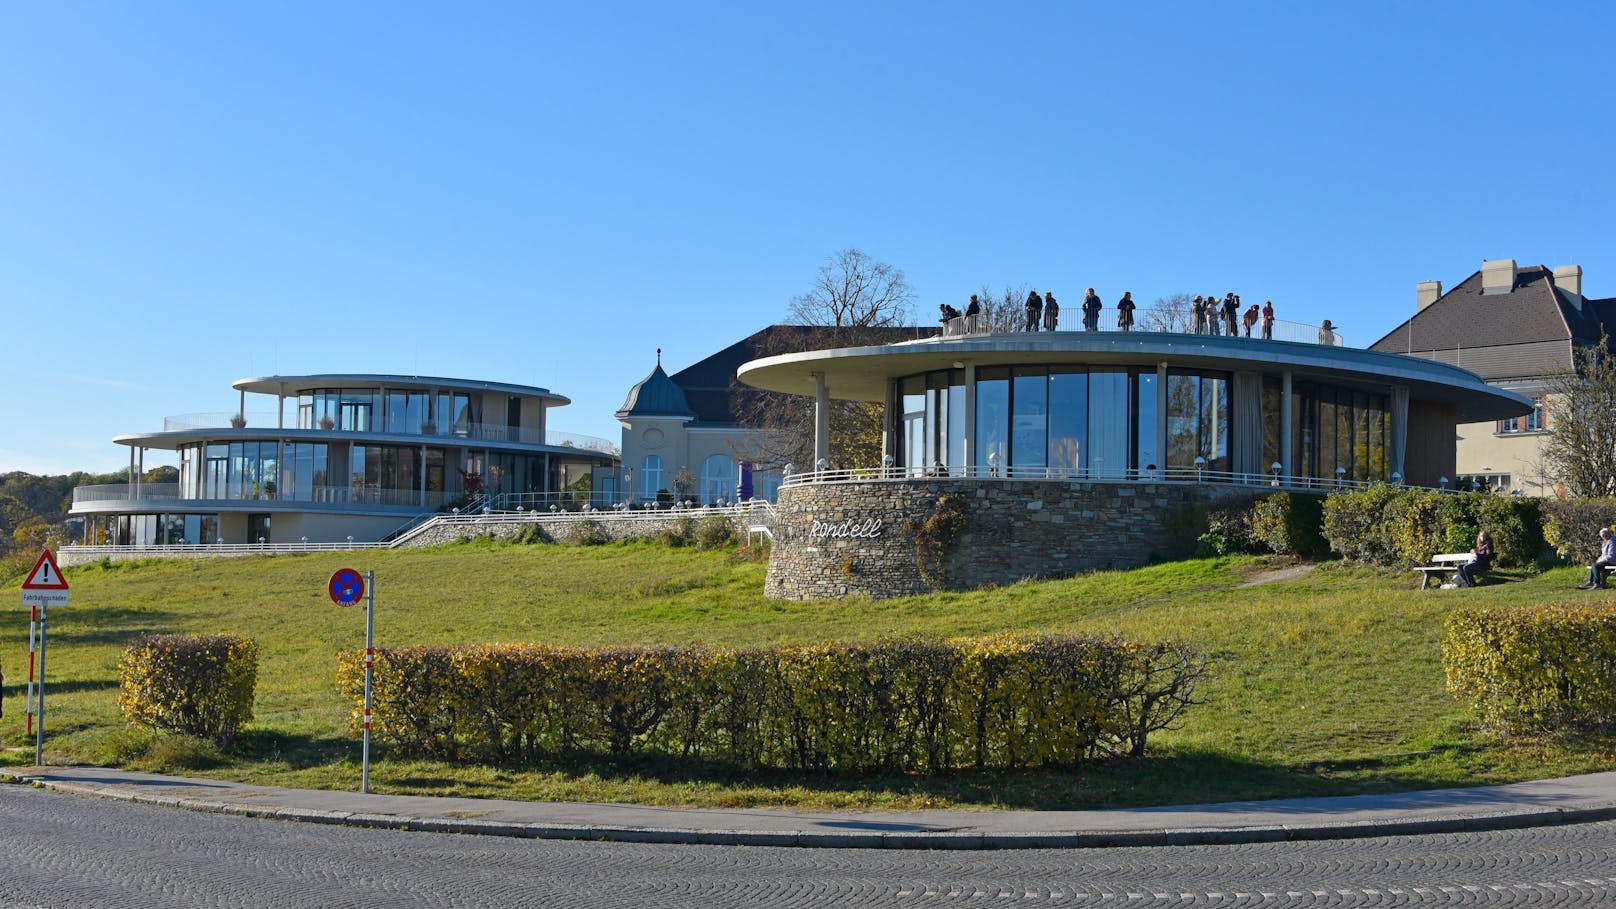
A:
[895, 366, 1393, 484]
[85, 513, 219, 546]
[297, 388, 479, 435]
[700, 454, 734, 504]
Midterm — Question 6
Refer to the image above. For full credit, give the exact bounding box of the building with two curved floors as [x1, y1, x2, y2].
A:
[70, 374, 617, 547]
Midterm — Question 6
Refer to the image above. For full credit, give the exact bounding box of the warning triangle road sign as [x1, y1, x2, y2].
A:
[22, 549, 68, 590]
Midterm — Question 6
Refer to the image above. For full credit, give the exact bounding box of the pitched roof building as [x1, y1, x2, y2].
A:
[1369, 259, 1612, 493]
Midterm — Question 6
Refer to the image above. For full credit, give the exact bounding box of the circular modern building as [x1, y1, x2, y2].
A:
[738, 319, 1531, 599]
[70, 373, 617, 549]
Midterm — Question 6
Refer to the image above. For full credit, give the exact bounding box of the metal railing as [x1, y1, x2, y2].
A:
[781, 463, 1420, 492]
[150, 416, 618, 455]
[67, 540, 388, 556]
[72, 483, 450, 509]
[935, 307, 1345, 347]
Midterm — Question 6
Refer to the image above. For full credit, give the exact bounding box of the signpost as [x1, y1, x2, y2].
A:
[21, 550, 69, 767]
[329, 567, 374, 793]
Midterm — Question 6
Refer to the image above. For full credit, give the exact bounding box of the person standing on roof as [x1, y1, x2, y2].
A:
[1222, 293, 1240, 336]
[1043, 291, 1060, 331]
[1242, 302, 1260, 337]
[1082, 288, 1102, 331]
[1116, 291, 1136, 330]
[1024, 290, 1043, 332]
[1261, 300, 1276, 339]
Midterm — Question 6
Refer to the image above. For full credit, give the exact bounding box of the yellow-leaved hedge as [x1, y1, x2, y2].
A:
[337, 635, 1206, 774]
[1444, 604, 1616, 733]
[118, 633, 258, 743]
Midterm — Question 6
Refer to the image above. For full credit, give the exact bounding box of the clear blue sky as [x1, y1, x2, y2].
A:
[3, 2, 1611, 475]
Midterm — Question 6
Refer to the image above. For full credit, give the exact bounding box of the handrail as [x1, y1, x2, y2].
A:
[149, 416, 618, 454]
[933, 307, 1346, 347]
[781, 464, 1430, 492]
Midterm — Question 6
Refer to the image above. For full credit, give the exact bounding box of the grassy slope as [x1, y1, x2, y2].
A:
[2, 542, 1611, 810]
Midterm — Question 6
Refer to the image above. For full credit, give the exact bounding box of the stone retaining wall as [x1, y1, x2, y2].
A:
[765, 480, 1264, 600]
[398, 512, 750, 547]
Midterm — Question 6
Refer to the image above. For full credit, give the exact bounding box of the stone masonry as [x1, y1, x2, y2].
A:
[765, 479, 1265, 600]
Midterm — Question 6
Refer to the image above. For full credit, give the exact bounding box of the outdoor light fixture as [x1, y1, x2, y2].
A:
[1391, 472, 1403, 486]
[1194, 456, 1206, 481]
[1271, 461, 1283, 487]
[1439, 476, 1450, 490]
[1335, 466, 1347, 488]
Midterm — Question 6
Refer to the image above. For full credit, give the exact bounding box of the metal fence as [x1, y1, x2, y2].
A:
[781, 464, 1426, 493]
[936, 307, 1345, 347]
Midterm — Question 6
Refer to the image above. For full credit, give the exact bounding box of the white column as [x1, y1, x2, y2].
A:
[277, 393, 284, 430]
[420, 444, 428, 507]
[813, 371, 829, 467]
[1281, 370, 1294, 480]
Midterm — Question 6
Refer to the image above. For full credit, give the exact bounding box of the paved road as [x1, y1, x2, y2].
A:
[3, 785, 1616, 908]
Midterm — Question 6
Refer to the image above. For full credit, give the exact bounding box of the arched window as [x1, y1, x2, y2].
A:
[700, 454, 733, 504]
[641, 455, 663, 498]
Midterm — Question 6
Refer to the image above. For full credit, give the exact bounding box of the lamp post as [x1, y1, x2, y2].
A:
[1194, 456, 1206, 482]
[1335, 466, 1347, 489]
[882, 453, 895, 479]
[1391, 472, 1403, 487]
[1439, 476, 1449, 491]
[1271, 461, 1283, 487]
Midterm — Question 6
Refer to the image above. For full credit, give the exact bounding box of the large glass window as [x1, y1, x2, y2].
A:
[901, 375, 926, 472]
[700, 454, 734, 504]
[1088, 369, 1130, 478]
[1011, 368, 1048, 472]
[975, 368, 1009, 473]
[642, 455, 664, 498]
[1165, 371, 1230, 473]
[1048, 369, 1087, 472]
[1293, 383, 1389, 483]
[1136, 371, 1159, 474]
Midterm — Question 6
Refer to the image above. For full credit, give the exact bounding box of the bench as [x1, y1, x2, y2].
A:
[1415, 553, 1472, 589]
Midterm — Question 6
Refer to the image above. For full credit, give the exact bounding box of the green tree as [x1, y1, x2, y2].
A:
[1541, 333, 1616, 498]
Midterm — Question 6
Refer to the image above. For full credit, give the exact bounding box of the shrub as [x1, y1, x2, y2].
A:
[118, 634, 258, 744]
[339, 635, 1208, 774]
[1322, 484, 1400, 564]
[658, 516, 696, 547]
[1542, 498, 1616, 563]
[1248, 492, 1328, 558]
[909, 494, 968, 587]
[694, 515, 736, 549]
[1197, 506, 1256, 556]
[1444, 604, 1616, 734]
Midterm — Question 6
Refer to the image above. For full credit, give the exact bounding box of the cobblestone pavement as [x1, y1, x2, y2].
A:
[3, 785, 1616, 908]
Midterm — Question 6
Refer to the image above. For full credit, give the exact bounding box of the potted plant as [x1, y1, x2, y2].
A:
[230, 414, 247, 429]
[318, 415, 335, 430]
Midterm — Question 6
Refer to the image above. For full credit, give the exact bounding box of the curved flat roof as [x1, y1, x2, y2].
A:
[233, 375, 570, 407]
[109, 427, 616, 462]
[737, 332, 1531, 423]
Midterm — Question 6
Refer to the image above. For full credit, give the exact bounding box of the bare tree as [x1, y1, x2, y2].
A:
[1542, 333, 1616, 497]
[1141, 293, 1196, 333]
[971, 284, 1035, 334]
[789, 248, 915, 335]
[733, 249, 916, 470]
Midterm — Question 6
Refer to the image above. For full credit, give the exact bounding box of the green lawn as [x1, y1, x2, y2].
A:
[3, 540, 1612, 810]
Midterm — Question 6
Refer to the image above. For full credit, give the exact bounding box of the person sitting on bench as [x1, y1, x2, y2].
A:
[1455, 529, 1493, 588]
[1579, 527, 1616, 590]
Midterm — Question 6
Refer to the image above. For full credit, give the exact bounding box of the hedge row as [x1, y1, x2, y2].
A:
[337, 636, 1207, 773]
[1540, 498, 1616, 563]
[1443, 604, 1616, 734]
[1321, 487, 1544, 567]
[117, 633, 258, 743]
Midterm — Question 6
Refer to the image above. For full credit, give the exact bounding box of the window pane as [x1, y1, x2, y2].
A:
[1136, 371, 1159, 473]
[1049, 369, 1088, 472]
[1011, 368, 1047, 471]
[1089, 369, 1129, 478]
[976, 368, 1009, 472]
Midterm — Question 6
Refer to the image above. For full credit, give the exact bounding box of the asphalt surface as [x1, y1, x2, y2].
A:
[4, 765, 1615, 850]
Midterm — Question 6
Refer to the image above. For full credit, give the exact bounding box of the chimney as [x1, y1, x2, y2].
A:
[1553, 264, 1584, 298]
[1416, 280, 1443, 310]
[1481, 259, 1517, 295]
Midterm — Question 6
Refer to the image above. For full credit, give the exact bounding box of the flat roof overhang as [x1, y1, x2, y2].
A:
[737, 332, 1532, 423]
[233, 375, 570, 408]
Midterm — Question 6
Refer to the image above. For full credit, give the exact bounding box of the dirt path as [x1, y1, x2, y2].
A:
[1237, 563, 1317, 587]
